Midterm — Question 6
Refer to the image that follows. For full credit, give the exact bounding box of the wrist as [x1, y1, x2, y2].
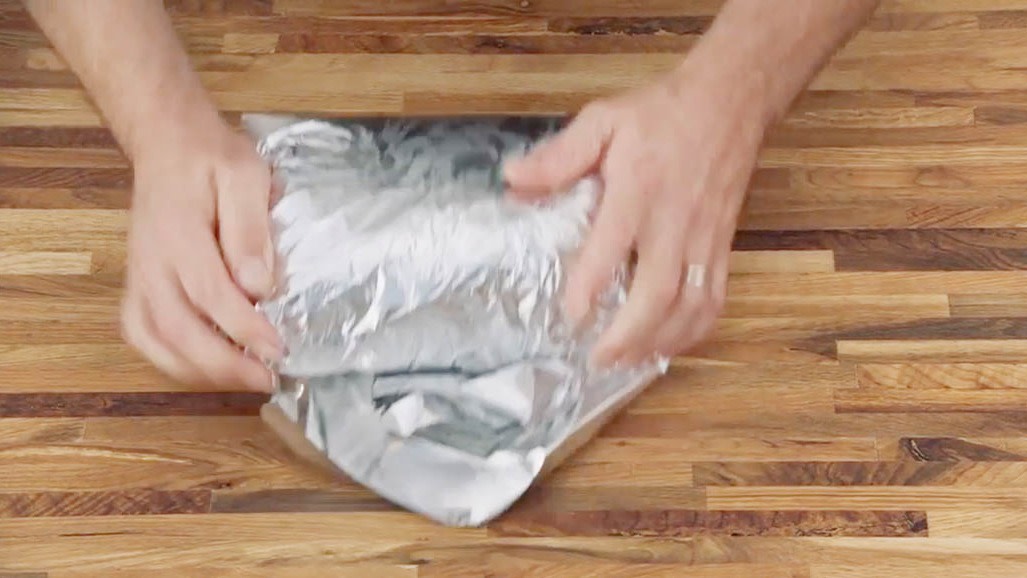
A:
[124, 91, 226, 163]
[666, 55, 776, 139]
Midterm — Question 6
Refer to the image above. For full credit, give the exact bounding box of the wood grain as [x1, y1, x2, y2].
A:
[4, 0, 1027, 575]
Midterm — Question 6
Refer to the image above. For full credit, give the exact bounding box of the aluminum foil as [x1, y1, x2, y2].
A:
[244, 113, 667, 527]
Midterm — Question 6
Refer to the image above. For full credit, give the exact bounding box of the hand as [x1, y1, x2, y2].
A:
[120, 117, 284, 392]
[504, 66, 767, 367]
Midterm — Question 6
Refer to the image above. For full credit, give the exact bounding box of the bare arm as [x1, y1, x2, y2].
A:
[23, 0, 283, 391]
[687, 0, 879, 127]
[507, 0, 880, 365]
[22, 0, 218, 159]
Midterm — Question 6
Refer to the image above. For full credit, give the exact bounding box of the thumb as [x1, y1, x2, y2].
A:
[216, 154, 275, 300]
[504, 104, 612, 199]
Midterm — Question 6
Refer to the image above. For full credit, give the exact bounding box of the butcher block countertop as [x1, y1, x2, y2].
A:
[4, 1, 1027, 576]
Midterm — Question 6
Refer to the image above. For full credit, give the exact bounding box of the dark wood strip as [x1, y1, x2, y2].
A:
[0, 69, 81, 89]
[174, 14, 548, 35]
[0, 128, 117, 149]
[490, 509, 927, 538]
[513, 485, 706, 512]
[866, 12, 979, 31]
[835, 390, 1027, 414]
[210, 488, 397, 513]
[0, 275, 122, 298]
[605, 410, 1027, 439]
[975, 105, 1027, 125]
[0, 188, 129, 210]
[164, 0, 273, 16]
[0, 27, 48, 50]
[0, 489, 210, 517]
[0, 393, 266, 417]
[978, 9, 1027, 29]
[899, 437, 1027, 462]
[0, 168, 130, 189]
[823, 318, 1027, 342]
[547, 16, 712, 35]
[691, 461, 1027, 487]
[733, 229, 1027, 271]
[276, 32, 696, 54]
[271, 0, 717, 18]
[0, 573, 47, 578]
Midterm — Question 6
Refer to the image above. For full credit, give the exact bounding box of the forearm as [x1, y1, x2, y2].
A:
[679, 0, 880, 127]
[22, 0, 220, 159]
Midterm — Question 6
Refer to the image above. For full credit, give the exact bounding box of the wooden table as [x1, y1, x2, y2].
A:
[3, 1, 1027, 576]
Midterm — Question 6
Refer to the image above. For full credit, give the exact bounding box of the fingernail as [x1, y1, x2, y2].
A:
[236, 256, 272, 297]
[250, 336, 284, 363]
[250, 369, 274, 394]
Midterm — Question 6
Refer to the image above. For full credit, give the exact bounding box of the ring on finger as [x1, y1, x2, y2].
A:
[685, 263, 708, 289]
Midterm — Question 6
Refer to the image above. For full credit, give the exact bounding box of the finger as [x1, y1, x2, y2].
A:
[591, 226, 685, 367]
[504, 104, 613, 198]
[178, 228, 284, 363]
[149, 278, 273, 392]
[654, 250, 729, 357]
[563, 168, 644, 327]
[216, 149, 275, 300]
[120, 293, 204, 385]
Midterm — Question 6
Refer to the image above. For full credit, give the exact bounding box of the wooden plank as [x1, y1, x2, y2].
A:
[728, 250, 835, 274]
[705, 487, 1027, 510]
[578, 437, 880, 463]
[51, 568, 417, 578]
[729, 272, 1027, 297]
[0, 513, 486, 570]
[0, 393, 266, 417]
[0, 490, 211, 517]
[856, 363, 1027, 390]
[838, 339, 1027, 363]
[0, 252, 91, 274]
[887, 437, 1027, 461]
[835, 389, 1027, 413]
[693, 461, 1027, 487]
[0, 418, 83, 446]
[930, 509, 1027, 537]
[490, 509, 927, 538]
[0, 188, 127, 210]
[949, 294, 1027, 317]
[724, 295, 950, 319]
[734, 230, 1027, 271]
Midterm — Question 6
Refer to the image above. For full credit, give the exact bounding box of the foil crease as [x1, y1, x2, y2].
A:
[245, 113, 668, 527]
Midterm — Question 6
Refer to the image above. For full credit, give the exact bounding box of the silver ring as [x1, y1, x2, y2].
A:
[685, 263, 707, 288]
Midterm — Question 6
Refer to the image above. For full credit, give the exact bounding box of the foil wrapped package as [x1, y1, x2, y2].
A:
[244, 113, 668, 527]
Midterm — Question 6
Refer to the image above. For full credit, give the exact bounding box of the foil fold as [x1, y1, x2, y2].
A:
[244, 113, 667, 527]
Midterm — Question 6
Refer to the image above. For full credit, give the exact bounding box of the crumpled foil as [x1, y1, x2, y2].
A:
[244, 113, 668, 527]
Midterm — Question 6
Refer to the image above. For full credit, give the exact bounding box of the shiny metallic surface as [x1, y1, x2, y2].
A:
[244, 113, 667, 527]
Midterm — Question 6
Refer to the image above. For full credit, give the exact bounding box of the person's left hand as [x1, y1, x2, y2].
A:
[503, 66, 769, 367]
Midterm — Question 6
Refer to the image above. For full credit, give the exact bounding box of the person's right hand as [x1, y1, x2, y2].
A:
[120, 118, 284, 392]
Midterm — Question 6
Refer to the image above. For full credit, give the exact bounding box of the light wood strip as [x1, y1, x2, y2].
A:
[729, 250, 836, 274]
[837, 340, 1027, 363]
[0, 252, 92, 275]
[857, 363, 1027, 390]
